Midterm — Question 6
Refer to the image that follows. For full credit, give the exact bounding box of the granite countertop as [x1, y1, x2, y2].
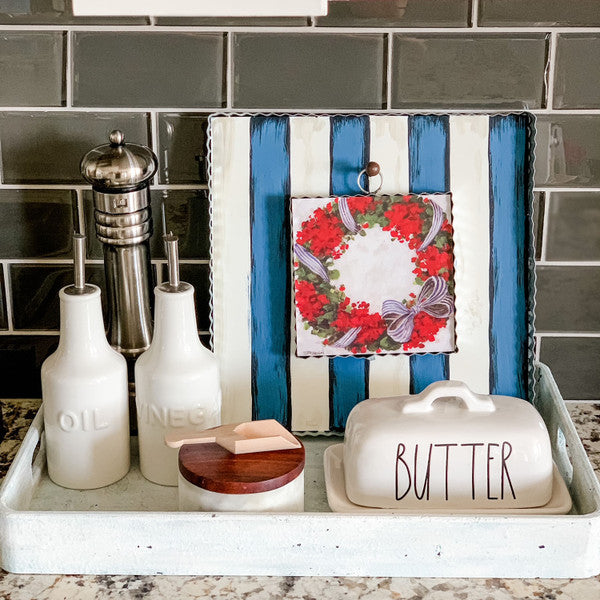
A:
[1, 399, 599, 599]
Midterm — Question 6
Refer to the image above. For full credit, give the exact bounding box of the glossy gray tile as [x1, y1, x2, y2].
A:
[0, 336, 59, 398]
[0, 112, 150, 184]
[554, 35, 600, 109]
[479, 0, 600, 27]
[82, 189, 209, 260]
[317, 0, 469, 27]
[539, 337, 600, 400]
[0, 265, 7, 330]
[150, 190, 210, 259]
[233, 33, 385, 109]
[10, 264, 106, 330]
[545, 192, 600, 261]
[0, 190, 75, 258]
[157, 114, 208, 184]
[391, 34, 548, 109]
[534, 116, 600, 187]
[533, 192, 544, 261]
[535, 267, 600, 333]
[0, 32, 64, 106]
[73, 33, 225, 108]
[0, 0, 148, 24]
[172, 263, 210, 331]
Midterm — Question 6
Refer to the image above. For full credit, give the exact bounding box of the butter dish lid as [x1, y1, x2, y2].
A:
[178, 442, 305, 495]
[343, 380, 555, 510]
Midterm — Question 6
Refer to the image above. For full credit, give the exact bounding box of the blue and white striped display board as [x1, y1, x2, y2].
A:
[209, 114, 534, 432]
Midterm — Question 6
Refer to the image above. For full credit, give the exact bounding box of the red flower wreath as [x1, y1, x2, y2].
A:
[294, 194, 455, 354]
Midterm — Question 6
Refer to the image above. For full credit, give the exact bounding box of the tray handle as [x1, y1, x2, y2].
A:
[402, 380, 496, 414]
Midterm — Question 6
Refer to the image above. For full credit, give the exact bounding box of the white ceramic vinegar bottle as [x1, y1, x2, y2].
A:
[42, 234, 130, 489]
[135, 234, 221, 486]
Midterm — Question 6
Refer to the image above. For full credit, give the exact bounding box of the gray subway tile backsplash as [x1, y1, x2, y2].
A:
[391, 34, 548, 109]
[0, 112, 150, 184]
[479, 0, 600, 27]
[157, 114, 209, 184]
[539, 337, 600, 401]
[0, 32, 64, 107]
[233, 33, 385, 109]
[0, 190, 75, 258]
[535, 267, 600, 333]
[10, 264, 106, 330]
[73, 33, 225, 108]
[534, 116, 600, 188]
[546, 192, 600, 261]
[0, 336, 58, 398]
[83, 189, 209, 260]
[317, 0, 470, 27]
[554, 35, 600, 109]
[0, 14, 598, 401]
[177, 263, 211, 332]
[150, 190, 210, 260]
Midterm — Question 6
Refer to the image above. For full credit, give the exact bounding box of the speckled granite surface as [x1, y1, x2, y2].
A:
[0, 399, 599, 599]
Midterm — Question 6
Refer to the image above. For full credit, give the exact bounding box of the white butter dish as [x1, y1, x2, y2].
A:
[325, 443, 571, 515]
[343, 380, 555, 510]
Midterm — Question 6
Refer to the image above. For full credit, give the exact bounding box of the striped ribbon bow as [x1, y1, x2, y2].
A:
[382, 276, 454, 344]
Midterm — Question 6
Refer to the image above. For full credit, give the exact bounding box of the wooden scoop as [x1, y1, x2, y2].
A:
[165, 419, 301, 455]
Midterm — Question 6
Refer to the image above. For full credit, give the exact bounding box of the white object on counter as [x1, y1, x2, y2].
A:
[135, 278, 221, 486]
[176, 437, 305, 513]
[41, 284, 130, 490]
[343, 380, 554, 510]
[179, 471, 305, 512]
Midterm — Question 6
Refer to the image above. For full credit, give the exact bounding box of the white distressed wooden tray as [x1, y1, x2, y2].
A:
[0, 363, 599, 578]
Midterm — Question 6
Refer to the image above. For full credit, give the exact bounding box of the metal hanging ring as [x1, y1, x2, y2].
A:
[357, 161, 383, 195]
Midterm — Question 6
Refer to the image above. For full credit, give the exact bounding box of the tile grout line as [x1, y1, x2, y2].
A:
[545, 31, 558, 110]
[150, 110, 160, 187]
[535, 260, 600, 267]
[3, 106, 600, 114]
[3, 24, 600, 33]
[470, 0, 479, 28]
[65, 30, 74, 107]
[0, 258, 208, 264]
[226, 32, 234, 109]
[540, 191, 550, 261]
[537, 332, 600, 337]
[385, 33, 393, 110]
[0, 183, 208, 190]
[1, 262, 14, 333]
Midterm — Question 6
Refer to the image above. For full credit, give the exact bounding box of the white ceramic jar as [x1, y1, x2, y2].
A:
[135, 282, 221, 486]
[177, 442, 305, 512]
[42, 284, 130, 490]
[343, 380, 554, 510]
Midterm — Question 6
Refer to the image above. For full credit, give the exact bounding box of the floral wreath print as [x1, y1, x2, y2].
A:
[293, 194, 456, 355]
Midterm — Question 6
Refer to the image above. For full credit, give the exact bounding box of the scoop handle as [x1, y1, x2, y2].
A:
[402, 380, 496, 414]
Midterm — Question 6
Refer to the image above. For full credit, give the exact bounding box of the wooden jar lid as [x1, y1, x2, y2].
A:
[178, 441, 305, 495]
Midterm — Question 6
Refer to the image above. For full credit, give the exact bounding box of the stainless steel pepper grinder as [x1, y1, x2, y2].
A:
[80, 130, 157, 425]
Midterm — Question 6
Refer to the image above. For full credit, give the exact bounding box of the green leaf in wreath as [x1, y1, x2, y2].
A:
[329, 269, 340, 280]
[359, 230, 367, 237]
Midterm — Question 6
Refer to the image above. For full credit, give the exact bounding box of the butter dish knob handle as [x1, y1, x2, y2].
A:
[402, 380, 496, 414]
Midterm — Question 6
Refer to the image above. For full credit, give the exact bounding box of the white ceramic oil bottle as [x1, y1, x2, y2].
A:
[135, 234, 222, 486]
[42, 233, 130, 489]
